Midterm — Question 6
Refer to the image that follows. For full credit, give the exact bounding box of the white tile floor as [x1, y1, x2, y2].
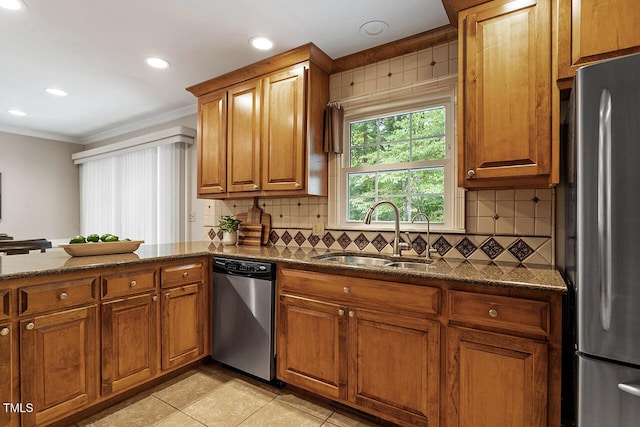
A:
[74, 361, 386, 427]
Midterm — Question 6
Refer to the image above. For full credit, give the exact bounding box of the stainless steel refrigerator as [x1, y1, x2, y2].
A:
[566, 52, 640, 427]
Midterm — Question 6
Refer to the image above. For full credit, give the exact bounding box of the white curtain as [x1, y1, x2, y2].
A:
[80, 144, 184, 244]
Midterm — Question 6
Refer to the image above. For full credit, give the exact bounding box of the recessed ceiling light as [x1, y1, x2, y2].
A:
[146, 57, 170, 69]
[0, 0, 25, 10]
[250, 36, 273, 50]
[359, 20, 389, 37]
[46, 88, 68, 97]
[7, 109, 26, 116]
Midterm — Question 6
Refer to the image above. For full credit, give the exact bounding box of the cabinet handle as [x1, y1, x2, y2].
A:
[0, 327, 9, 336]
[467, 169, 475, 179]
[26, 322, 35, 330]
[216, 186, 224, 191]
[349, 311, 355, 318]
[59, 292, 68, 300]
[183, 272, 189, 278]
[166, 293, 171, 300]
[343, 287, 349, 293]
[253, 184, 259, 190]
[489, 309, 498, 318]
[294, 183, 301, 189]
[130, 280, 137, 287]
[338, 309, 345, 316]
[152, 295, 158, 302]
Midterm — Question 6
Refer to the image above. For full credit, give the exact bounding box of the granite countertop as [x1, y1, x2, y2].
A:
[0, 241, 567, 293]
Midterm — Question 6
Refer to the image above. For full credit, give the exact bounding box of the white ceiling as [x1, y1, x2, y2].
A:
[0, 0, 450, 144]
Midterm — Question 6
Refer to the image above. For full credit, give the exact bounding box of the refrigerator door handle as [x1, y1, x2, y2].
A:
[598, 88, 613, 331]
[618, 382, 640, 398]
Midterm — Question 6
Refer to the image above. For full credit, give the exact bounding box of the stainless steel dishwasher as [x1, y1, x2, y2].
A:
[212, 257, 276, 381]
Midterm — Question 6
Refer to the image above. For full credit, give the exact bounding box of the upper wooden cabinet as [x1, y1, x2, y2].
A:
[197, 90, 227, 196]
[558, 0, 640, 81]
[262, 66, 306, 192]
[228, 79, 262, 193]
[454, 0, 558, 189]
[187, 43, 331, 199]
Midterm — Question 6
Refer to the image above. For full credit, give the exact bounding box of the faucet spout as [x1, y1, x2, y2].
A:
[363, 200, 408, 257]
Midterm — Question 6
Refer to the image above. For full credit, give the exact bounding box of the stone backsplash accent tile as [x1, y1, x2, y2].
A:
[206, 227, 554, 265]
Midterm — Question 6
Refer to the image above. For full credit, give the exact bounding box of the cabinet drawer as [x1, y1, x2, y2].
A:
[161, 262, 204, 288]
[101, 269, 156, 299]
[279, 268, 440, 316]
[19, 277, 98, 316]
[448, 291, 549, 336]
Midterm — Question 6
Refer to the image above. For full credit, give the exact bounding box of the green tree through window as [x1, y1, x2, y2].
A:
[347, 106, 446, 223]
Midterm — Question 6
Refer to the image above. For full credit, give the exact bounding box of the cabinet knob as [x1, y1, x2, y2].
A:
[59, 292, 68, 300]
[26, 322, 35, 331]
[253, 184, 259, 190]
[294, 183, 301, 189]
[166, 293, 171, 300]
[0, 327, 9, 336]
[343, 287, 349, 293]
[183, 272, 189, 278]
[216, 186, 224, 191]
[349, 311, 355, 318]
[130, 280, 137, 287]
[489, 308, 498, 318]
[152, 295, 158, 302]
[467, 169, 475, 179]
[338, 309, 345, 316]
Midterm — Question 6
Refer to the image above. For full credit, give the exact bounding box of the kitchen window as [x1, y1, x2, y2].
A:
[330, 90, 463, 232]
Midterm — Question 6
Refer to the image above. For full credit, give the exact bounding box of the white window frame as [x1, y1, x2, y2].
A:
[328, 86, 465, 233]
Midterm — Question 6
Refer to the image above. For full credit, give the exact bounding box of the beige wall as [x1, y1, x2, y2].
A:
[0, 131, 82, 240]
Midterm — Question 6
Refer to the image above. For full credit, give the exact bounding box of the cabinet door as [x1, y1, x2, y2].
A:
[262, 66, 306, 191]
[0, 322, 18, 427]
[198, 89, 227, 195]
[460, 0, 551, 187]
[348, 309, 440, 427]
[228, 79, 262, 193]
[277, 295, 347, 400]
[558, 0, 640, 79]
[101, 293, 159, 395]
[20, 306, 99, 426]
[161, 283, 205, 370]
[446, 326, 548, 427]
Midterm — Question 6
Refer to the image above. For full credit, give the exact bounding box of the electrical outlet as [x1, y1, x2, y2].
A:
[189, 212, 196, 222]
[312, 222, 325, 236]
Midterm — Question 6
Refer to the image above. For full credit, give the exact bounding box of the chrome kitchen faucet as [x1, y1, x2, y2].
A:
[363, 200, 409, 257]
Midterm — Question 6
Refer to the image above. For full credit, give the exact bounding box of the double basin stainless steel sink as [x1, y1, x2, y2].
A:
[314, 253, 432, 271]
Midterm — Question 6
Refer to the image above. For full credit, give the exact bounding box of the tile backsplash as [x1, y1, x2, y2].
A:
[201, 40, 555, 266]
[202, 190, 554, 266]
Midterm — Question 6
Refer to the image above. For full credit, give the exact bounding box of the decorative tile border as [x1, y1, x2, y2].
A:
[206, 227, 554, 265]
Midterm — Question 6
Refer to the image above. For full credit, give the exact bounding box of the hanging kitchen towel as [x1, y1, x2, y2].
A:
[323, 104, 344, 154]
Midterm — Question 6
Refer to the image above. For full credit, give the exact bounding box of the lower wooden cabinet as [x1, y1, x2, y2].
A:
[349, 309, 439, 427]
[161, 283, 206, 370]
[101, 293, 159, 395]
[0, 321, 18, 427]
[277, 295, 347, 400]
[20, 305, 99, 426]
[446, 326, 549, 427]
[277, 268, 441, 427]
[0, 256, 210, 427]
[277, 266, 562, 427]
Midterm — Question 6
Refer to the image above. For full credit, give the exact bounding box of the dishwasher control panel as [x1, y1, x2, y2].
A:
[213, 257, 274, 279]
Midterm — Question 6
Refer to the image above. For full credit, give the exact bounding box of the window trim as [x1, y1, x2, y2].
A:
[328, 86, 465, 233]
